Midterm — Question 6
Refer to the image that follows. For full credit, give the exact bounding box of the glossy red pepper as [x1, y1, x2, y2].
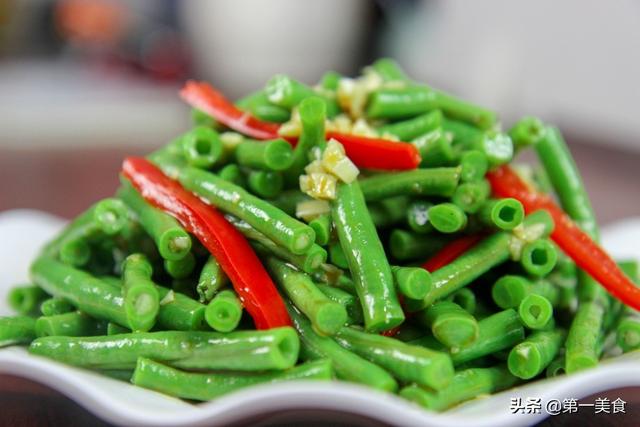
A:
[180, 81, 421, 170]
[122, 157, 291, 329]
[421, 235, 483, 273]
[487, 165, 640, 311]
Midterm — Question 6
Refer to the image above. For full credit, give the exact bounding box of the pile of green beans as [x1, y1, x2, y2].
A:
[3, 58, 637, 412]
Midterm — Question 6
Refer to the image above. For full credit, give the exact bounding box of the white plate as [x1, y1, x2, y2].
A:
[1, 209, 639, 427]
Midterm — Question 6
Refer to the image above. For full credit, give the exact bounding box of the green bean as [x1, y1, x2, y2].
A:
[451, 180, 491, 214]
[446, 288, 477, 314]
[368, 196, 410, 229]
[615, 260, 640, 352]
[29, 327, 299, 371]
[378, 111, 442, 141]
[107, 322, 130, 335]
[308, 214, 332, 246]
[389, 230, 450, 262]
[546, 355, 566, 378]
[217, 163, 246, 187]
[418, 301, 478, 348]
[359, 168, 460, 202]
[178, 167, 315, 255]
[0, 316, 36, 347]
[40, 297, 73, 317]
[417, 301, 479, 349]
[247, 170, 284, 198]
[367, 87, 496, 130]
[117, 182, 192, 261]
[191, 108, 217, 128]
[518, 294, 553, 330]
[122, 254, 160, 332]
[315, 284, 363, 325]
[392, 266, 432, 301]
[459, 150, 489, 183]
[400, 366, 518, 412]
[329, 242, 349, 269]
[227, 215, 326, 274]
[565, 301, 604, 373]
[509, 116, 545, 150]
[406, 211, 554, 312]
[320, 70, 342, 90]
[288, 304, 396, 391]
[508, 329, 565, 379]
[520, 239, 558, 277]
[235, 139, 294, 171]
[163, 252, 196, 280]
[265, 74, 339, 117]
[449, 309, 525, 366]
[267, 257, 346, 335]
[285, 97, 326, 186]
[43, 198, 129, 266]
[204, 289, 243, 332]
[411, 130, 456, 167]
[268, 189, 311, 216]
[335, 327, 454, 390]
[406, 200, 433, 234]
[196, 255, 228, 303]
[492, 276, 560, 309]
[428, 203, 467, 233]
[7, 285, 48, 315]
[35, 312, 107, 337]
[31, 257, 206, 331]
[180, 127, 223, 169]
[332, 182, 404, 332]
[371, 58, 409, 82]
[478, 198, 524, 231]
[132, 357, 331, 401]
[237, 91, 291, 123]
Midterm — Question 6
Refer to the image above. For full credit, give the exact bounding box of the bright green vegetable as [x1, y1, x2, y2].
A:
[247, 170, 284, 199]
[518, 294, 554, 330]
[478, 198, 524, 231]
[417, 301, 479, 349]
[359, 168, 460, 202]
[492, 275, 560, 309]
[335, 327, 454, 390]
[285, 97, 326, 186]
[217, 163, 246, 187]
[164, 252, 196, 279]
[412, 130, 456, 167]
[40, 297, 73, 317]
[451, 180, 491, 214]
[565, 301, 604, 373]
[332, 182, 404, 332]
[371, 58, 409, 82]
[459, 150, 489, 183]
[389, 230, 449, 261]
[122, 254, 160, 332]
[132, 357, 331, 401]
[308, 214, 332, 246]
[117, 182, 192, 261]
[400, 366, 518, 411]
[315, 283, 363, 325]
[428, 203, 467, 233]
[29, 327, 300, 371]
[406, 200, 433, 234]
[178, 167, 315, 255]
[7, 285, 47, 315]
[235, 139, 294, 171]
[508, 329, 565, 379]
[446, 288, 477, 315]
[288, 304, 395, 391]
[520, 239, 558, 277]
[197, 255, 228, 303]
[35, 312, 107, 337]
[204, 289, 243, 332]
[0, 316, 36, 347]
[265, 74, 339, 117]
[392, 266, 432, 301]
[509, 116, 545, 150]
[267, 257, 347, 336]
[181, 127, 224, 168]
[378, 111, 442, 141]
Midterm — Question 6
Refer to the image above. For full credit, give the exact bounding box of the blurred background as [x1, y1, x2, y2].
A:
[1, 0, 639, 222]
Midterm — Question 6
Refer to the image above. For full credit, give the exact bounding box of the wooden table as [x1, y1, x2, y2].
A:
[1, 140, 639, 426]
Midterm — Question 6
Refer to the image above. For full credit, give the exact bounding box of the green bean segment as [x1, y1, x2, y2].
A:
[0, 316, 37, 347]
[8, 285, 47, 315]
[359, 168, 460, 202]
[204, 290, 243, 332]
[417, 301, 479, 349]
[508, 329, 565, 379]
[29, 328, 299, 371]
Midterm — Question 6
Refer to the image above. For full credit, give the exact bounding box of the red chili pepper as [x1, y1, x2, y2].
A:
[421, 235, 483, 272]
[381, 326, 401, 337]
[487, 165, 640, 311]
[179, 80, 421, 170]
[326, 131, 421, 170]
[180, 81, 280, 140]
[122, 157, 291, 329]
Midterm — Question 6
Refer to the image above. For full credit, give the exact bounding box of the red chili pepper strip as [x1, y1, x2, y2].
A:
[381, 326, 401, 337]
[179, 81, 421, 170]
[122, 157, 291, 329]
[326, 131, 422, 170]
[180, 81, 281, 140]
[487, 165, 640, 311]
[421, 235, 484, 273]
